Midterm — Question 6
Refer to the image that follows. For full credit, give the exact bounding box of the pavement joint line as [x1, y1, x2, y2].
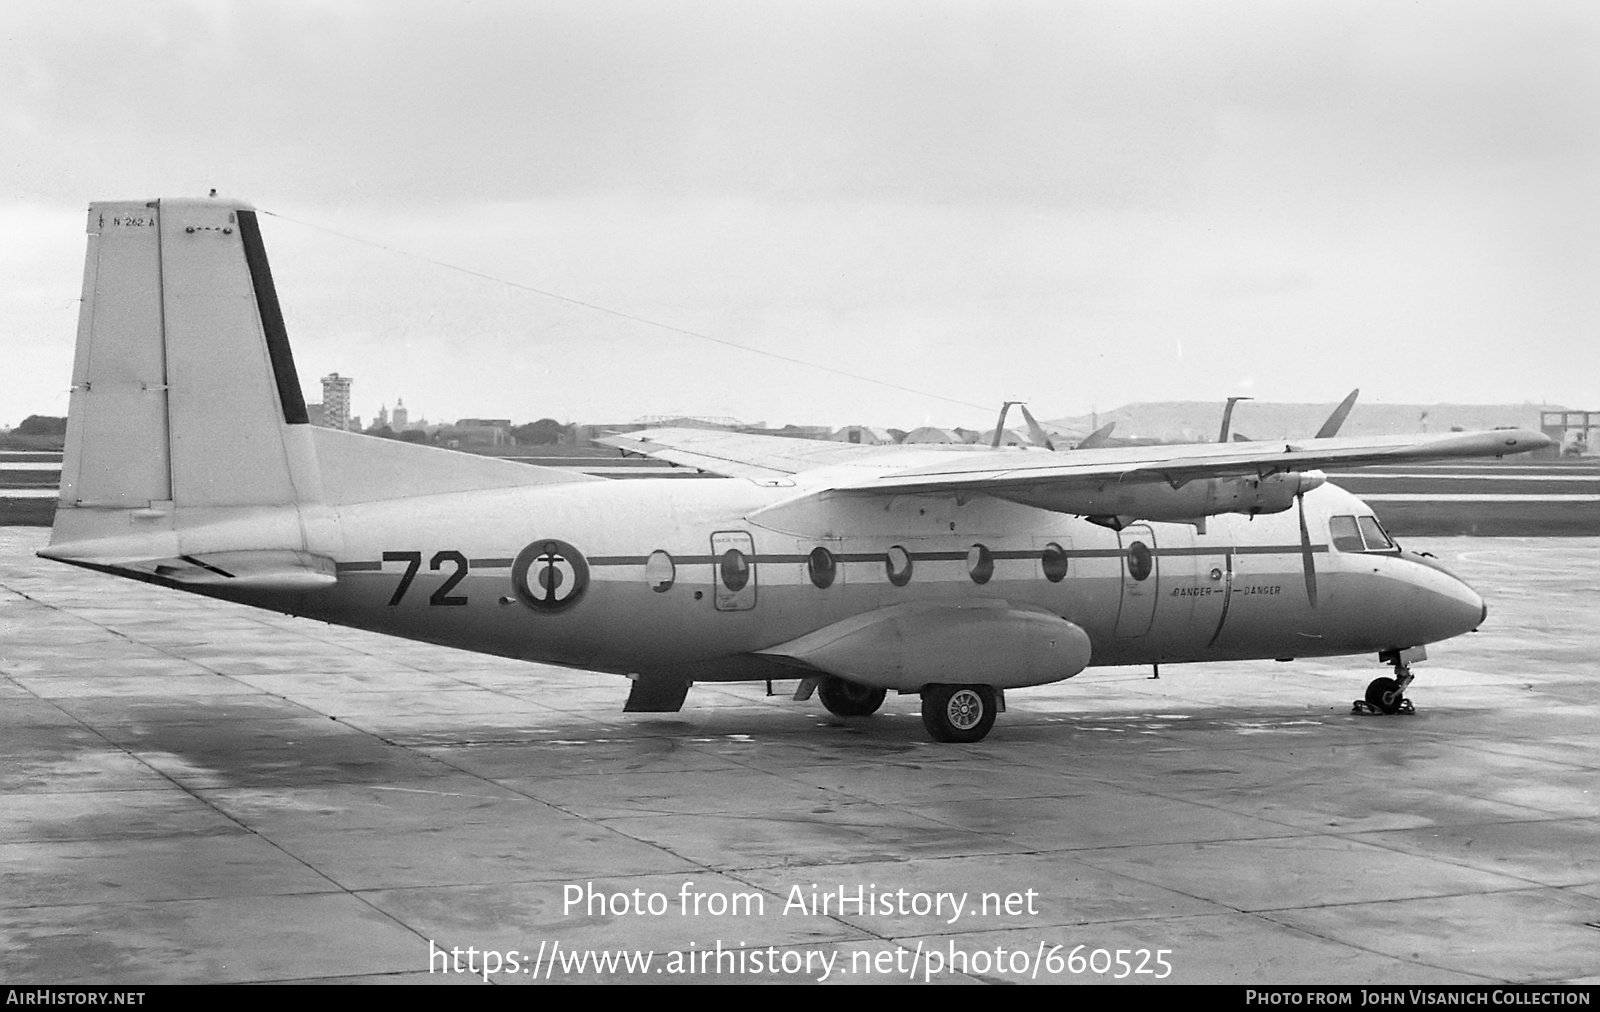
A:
[1243, 907, 1506, 984]
[0, 659, 432, 945]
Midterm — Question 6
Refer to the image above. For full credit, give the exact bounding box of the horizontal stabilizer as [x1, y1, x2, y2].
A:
[150, 550, 336, 590]
[42, 548, 337, 593]
[310, 427, 600, 505]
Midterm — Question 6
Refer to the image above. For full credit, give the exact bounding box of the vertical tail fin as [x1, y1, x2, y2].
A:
[60, 198, 313, 513]
[47, 196, 597, 570]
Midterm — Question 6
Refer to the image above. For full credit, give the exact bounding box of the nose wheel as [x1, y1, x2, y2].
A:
[1354, 656, 1416, 715]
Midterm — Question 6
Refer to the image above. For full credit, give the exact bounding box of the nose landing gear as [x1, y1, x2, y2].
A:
[1354, 648, 1420, 715]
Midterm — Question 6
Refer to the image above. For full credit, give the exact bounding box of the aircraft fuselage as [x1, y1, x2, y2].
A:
[203, 476, 1484, 688]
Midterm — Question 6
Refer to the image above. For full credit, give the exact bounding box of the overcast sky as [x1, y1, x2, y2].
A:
[3, 0, 1596, 429]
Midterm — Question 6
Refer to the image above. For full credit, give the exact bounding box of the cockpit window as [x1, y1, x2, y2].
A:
[1357, 515, 1396, 552]
[1329, 515, 1366, 552]
[1331, 514, 1397, 553]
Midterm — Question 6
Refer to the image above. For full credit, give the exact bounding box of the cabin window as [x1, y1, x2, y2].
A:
[967, 544, 994, 584]
[1041, 543, 1069, 582]
[807, 546, 837, 589]
[1329, 515, 1366, 552]
[1357, 515, 1396, 552]
[1127, 541, 1153, 581]
[720, 548, 750, 592]
[645, 550, 675, 592]
[885, 545, 913, 587]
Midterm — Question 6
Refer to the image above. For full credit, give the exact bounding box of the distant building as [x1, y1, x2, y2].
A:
[319, 373, 353, 431]
[1541, 410, 1597, 456]
[392, 398, 410, 430]
[831, 425, 897, 445]
[902, 426, 963, 444]
[447, 418, 513, 447]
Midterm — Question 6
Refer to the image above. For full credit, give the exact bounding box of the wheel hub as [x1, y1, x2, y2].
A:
[947, 690, 984, 730]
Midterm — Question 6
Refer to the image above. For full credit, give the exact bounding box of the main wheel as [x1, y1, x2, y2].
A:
[817, 676, 887, 717]
[1365, 676, 1404, 715]
[921, 684, 997, 743]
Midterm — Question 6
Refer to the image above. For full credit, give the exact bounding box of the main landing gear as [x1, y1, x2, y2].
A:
[811, 677, 1001, 743]
[1354, 649, 1418, 715]
[816, 676, 887, 717]
[921, 684, 998, 743]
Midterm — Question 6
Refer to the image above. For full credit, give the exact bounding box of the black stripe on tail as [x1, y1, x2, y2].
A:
[236, 210, 309, 425]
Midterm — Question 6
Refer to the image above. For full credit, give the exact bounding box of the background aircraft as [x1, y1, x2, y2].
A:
[42, 198, 1552, 742]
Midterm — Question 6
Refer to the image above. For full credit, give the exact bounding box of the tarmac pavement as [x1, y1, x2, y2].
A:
[1, 529, 1596, 984]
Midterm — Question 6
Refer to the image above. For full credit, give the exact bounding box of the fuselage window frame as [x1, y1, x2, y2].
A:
[645, 549, 675, 592]
[807, 546, 837, 589]
[1357, 515, 1398, 553]
[720, 548, 750, 592]
[967, 543, 994, 585]
[1127, 540, 1153, 582]
[1041, 542, 1069, 583]
[885, 545, 913, 588]
[1328, 515, 1366, 553]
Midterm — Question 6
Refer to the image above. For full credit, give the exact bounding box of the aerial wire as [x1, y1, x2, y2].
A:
[260, 209, 994, 414]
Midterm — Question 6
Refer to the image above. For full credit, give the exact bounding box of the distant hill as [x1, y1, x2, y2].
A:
[1046, 401, 1561, 443]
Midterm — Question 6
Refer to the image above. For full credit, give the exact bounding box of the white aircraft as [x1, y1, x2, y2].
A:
[42, 198, 1553, 742]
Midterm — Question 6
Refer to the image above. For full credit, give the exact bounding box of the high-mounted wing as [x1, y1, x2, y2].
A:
[814, 428, 1552, 523]
[603, 425, 1553, 526]
[598, 427, 908, 483]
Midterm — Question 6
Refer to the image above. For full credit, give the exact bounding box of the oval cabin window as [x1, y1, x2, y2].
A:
[1041, 543, 1069, 583]
[645, 550, 675, 592]
[807, 546, 836, 589]
[720, 549, 750, 592]
[1127, 541, 1153, 582]
[885, 546, 913, 587]
[967, 544, 994, 585]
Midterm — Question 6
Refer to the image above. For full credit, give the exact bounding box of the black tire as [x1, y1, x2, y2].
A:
[817, 676, 887, 717]
[920, 684, 997, 743]
[1365, 676, 1403, 714]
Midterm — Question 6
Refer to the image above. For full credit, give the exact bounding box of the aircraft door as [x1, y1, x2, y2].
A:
[1114, 524, 1158, 638]
[711, 531, 757, 611]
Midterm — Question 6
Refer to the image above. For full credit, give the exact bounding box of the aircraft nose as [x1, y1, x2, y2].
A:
[1405, 553, 1486, 640]
[1444, 575, 1487, 637]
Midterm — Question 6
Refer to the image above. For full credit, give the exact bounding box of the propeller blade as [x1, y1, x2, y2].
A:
[1314, 388, 1360, 439]
[1076, 422, 1116, 449]
[1017, 404, 1056, 451]
[1297, 494, 1318, 608]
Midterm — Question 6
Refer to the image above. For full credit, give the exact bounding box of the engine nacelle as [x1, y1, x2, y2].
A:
[995, 470, 1326, 524]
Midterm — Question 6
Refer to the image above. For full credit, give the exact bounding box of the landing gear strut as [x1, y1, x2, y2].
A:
[816, 676, 887, 717]
[1354, 650, 1417, 715]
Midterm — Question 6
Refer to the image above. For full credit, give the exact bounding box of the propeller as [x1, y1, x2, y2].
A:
[1297, 491, 1318, 607]
[1292, 470, 1327, 608]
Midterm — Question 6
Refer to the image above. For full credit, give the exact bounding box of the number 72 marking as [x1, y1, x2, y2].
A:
[383, 551, 468, 606]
